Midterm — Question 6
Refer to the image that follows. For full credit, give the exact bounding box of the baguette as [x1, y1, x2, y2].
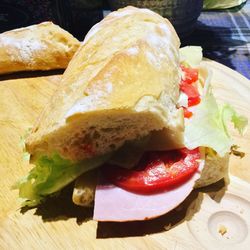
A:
[26, 7, 183, 162]
[0, 22, 80, 75]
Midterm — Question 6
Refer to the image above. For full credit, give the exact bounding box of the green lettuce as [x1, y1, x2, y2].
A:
[14, 153, 110, 207]
[180, 45, 247, 156]
[203, 0, 246, 10]
[184, 92, 248, 156]
[180, 46, 203, 67]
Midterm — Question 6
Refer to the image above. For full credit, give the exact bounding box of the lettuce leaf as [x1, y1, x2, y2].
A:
[180, 46, 203, 67]
[184, 93, 248, 156]
[203, 0, 246, 10]
[221, 104, 248, 136]
[14, 153, 110, 207]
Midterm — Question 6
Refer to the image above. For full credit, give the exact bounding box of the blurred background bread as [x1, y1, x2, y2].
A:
[0, 22, 80, 75]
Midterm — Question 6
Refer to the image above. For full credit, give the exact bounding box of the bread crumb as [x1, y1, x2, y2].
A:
[218, 225, 227, 236]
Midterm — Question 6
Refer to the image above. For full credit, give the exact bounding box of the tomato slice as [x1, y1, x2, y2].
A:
[181, 65, 198, 84]
[180, 82, 201, 107]
[183, 107, 193, 118]
[180, 65, 201, 108]
[103, 148, 200, 194]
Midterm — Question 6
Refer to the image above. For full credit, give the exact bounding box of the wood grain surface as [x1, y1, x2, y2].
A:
[0, 61, 249, 249]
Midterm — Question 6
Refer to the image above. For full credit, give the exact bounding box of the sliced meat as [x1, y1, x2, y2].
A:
[93, 160, 204, 221]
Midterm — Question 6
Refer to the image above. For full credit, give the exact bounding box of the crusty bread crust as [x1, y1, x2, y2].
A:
[26, 7, 182, 161]
[0, 22, 80, 75]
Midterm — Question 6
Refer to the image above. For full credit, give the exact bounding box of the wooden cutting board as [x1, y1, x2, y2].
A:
[0, 61, 250, 249]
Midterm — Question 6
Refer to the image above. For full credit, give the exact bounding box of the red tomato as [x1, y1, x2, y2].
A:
[180, 65, 201, 108]
[183, 107, 193, 118]
[181, 65, 198, 84]
[103, 148, 200, 194]
[180, 81, 201, 107]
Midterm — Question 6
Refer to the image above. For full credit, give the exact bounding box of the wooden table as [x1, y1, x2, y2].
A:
[0, 60, 249, 249]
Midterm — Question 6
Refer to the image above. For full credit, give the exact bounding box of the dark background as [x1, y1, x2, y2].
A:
[0, 0, 110, 40]
[1, 1, 249, 79]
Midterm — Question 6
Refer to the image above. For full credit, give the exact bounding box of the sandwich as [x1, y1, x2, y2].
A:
[15, 7, 247, 222]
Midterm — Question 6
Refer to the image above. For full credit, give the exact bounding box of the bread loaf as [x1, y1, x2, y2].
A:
[26, 7, 183, 162]
[0, 22, 80, 75]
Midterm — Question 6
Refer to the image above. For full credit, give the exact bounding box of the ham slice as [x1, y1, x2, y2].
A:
[93, 160, 204, 221]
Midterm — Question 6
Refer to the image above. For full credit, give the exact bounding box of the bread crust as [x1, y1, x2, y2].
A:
[0, 22, 80, 75]
[26, 7, 182, 161]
